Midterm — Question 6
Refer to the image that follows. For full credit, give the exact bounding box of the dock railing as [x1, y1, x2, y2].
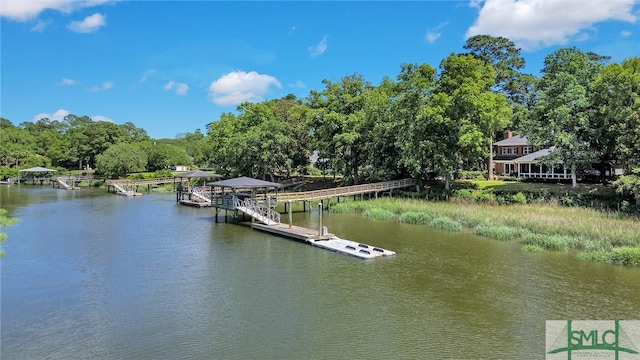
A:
[275, 178, 416, 202]
[235, 198, 281, 225]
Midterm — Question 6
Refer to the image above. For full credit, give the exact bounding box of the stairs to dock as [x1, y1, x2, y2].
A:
[55, 176, 75, 190]
[235, 198, 280, 225]
[190, 187, 211, 204]
[111, 181, 142, 196]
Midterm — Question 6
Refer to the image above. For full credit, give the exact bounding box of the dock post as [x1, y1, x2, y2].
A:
[318, 201, 323, 236]
[288, 200, 292, 229]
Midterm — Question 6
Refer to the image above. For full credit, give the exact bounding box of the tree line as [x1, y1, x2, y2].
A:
[1, 35, 639, 202]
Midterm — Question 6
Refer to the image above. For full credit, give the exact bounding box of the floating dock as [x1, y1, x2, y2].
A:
[251, 223, 396, 260]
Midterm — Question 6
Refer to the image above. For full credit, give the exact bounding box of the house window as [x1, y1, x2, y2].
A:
[501, 147, 517, 155]
[523, 146, 532, 155]
[505, 163, 515, 175]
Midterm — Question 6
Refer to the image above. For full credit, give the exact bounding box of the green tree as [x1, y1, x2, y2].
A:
[394, 63, 438, 184]
[120, 122, 150, 142]
[463, 35, 526, 103]
[614, 168, 640, 206]
[95, 143, 147, 178]
[525, 48, 608, 187]
[175, 130, 209, 167]
[437, 53, 511, 182]
[146, 143, 192, 171]
[593, 57, 640, 174]
[0, 119, 35, 168]
[205, 96, 311, 179]
[361, 76, 407, 181]
[65, 115, 128, 169]
[0, 208, 18, 258]
[307, 74, 371, 184]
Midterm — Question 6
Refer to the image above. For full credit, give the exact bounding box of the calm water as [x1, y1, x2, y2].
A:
[1, 185, 639, 359]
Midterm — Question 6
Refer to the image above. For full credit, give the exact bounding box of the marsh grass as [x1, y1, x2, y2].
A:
[430, 216, 462, 232]
[329, 198, 640, 266]
[522, 244, 544, 253]
[399, 211, 435, 225]
[363, 208, 397, 221]
[474, 224, 531, 241]
[328, 203, 355, 214]
[610, 247, 640, 266]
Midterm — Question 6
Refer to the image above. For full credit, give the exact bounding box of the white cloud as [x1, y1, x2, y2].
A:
[288, 25, 298, 36]
[308, 35, 328, 57]
[208, 70, 281, 106]
[621, 30, 632, 38]
[139, 69, 157, 82]
[67, 13, 106, 33]
[425, 21, 449, 44]
[90, 81, 113, 92]
[60, 77, 79, 86]
[31, 19, 52, 32]
[92, 115, 114, 123]
[0, 0, 113, 21]
[466, 0, 638, 50]
[32, 109, 70, 122]
[288, 80, 307, 89]
[164, 81, 189, 96]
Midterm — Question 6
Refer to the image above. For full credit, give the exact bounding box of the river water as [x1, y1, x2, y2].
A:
[1, 185, 639, 359]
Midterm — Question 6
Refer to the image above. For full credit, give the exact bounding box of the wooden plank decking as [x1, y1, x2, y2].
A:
[251, 222, 331, 242]
[275, 178, 415, 202]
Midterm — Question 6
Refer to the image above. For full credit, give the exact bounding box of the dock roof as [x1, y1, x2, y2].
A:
[207, 176, 282, 188]
[19, 166, 57, 172]
[174, 170, 222, 178]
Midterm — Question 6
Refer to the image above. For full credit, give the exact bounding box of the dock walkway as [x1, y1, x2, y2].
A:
[276, 178, 415, 202]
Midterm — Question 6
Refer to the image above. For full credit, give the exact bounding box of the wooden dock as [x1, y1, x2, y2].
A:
[179, 199, 211, 208]
[252, 222, 333, 242]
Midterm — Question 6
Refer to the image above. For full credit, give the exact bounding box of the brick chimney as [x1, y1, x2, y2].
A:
[503, 130, 513, 139]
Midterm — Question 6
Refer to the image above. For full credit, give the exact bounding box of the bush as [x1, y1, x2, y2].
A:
[472, 191, 495, 203]
[511, 192, 527, 204]
[362, 208, 396, 221]
[128, 173, 146, 180]
[304, 166, 323, 176]
[399, 211, 434, 225]
[454, 189, 474, 200]
[430, 216, 462, 232]
[154, 169, 173, 178]
[458, 170, 486, 180]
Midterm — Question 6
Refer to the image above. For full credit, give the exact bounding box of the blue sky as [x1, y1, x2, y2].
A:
[2, 0, 639, 139]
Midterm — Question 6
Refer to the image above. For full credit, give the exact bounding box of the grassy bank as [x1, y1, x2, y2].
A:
[329, 198, 640, 266]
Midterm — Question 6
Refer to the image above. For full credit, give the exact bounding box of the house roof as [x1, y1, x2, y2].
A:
[207, 176, 282, 188]
[19, 166, 57, 172]
[174, 170, 222, 178]
[513, 147, 555, 163]
[494, 135, 529, 146]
